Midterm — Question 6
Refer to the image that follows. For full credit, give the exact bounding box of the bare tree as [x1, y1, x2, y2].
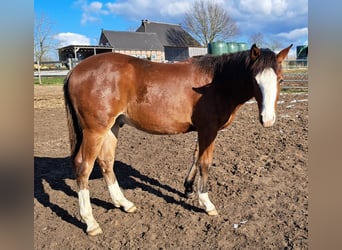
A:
[34, 13, 56, 84]
[249, 32, 264, 47]
[249, 33, 283, 51]
[183, 0, 238, 47]
[266, 39, 283, 51]
[34, 13, 56, 62]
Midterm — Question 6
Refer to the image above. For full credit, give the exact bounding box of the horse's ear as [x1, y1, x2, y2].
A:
[250, 44, 261, 61]
[277, 44, 293, 63]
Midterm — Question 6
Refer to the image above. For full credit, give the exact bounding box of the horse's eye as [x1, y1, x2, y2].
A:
[279, 79, 284, 84]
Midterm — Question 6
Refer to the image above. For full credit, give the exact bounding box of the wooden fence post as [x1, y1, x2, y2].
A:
[37, 60, 42, 85]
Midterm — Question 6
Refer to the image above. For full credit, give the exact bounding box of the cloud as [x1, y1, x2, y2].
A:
[77, 0, 307, 30]
[103, 0, 307, 31]
[88, 1, 104, 12]
[238, 0, 288, 16]
[72, 0, 307, 47]
[53, 32, 91, 46]
[106, 1, 142, 18]
[234, 0, 307, 18]
[277, 27, 308, 40]
[222, 0, 308, 47]
[75, 0, 109, 24]
[106, 0, 193, 20]
[227, 0, 307, 26]
[159, 1, 192, 17]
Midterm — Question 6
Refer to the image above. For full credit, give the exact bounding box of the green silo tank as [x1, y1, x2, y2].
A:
[227, 42, 239, 53]
[238, 42, 248, 51]
[210, 41, 229, 55]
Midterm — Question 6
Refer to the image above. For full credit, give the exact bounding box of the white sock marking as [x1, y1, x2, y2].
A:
[78, 189, 100, 232]
[198, 192, 216, 212]
[108, 181, 134, 211]
[255, 68, 277, 125]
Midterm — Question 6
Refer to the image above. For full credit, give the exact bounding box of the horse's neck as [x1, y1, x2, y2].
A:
[215, 77, 254, 105]
[237, 82, 254, 104]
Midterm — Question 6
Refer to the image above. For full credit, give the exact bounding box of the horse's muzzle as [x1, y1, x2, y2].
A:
[260, 114, 276, 127]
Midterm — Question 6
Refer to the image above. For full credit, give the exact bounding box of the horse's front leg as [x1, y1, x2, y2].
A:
[196, 132, 218, 216]
[184, 140, 198, 197]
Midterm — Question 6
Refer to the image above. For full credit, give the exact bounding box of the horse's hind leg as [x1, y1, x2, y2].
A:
[97, 125, 137, 213]
[74, 129, 106, 236]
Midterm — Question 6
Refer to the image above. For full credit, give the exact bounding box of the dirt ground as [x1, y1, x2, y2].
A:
[34, 83, 308, 249]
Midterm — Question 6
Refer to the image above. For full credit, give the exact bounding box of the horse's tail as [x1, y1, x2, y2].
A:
[63, 71, 82, 160]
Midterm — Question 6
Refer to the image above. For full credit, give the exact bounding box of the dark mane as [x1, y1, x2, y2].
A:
[250, 48, 278, 76]
[192, 49, 277, 78]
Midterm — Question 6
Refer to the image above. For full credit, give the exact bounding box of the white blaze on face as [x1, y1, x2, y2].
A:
[255, 68, 278, 127]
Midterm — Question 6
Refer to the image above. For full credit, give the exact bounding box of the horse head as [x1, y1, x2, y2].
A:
[250, 44, 292, 127]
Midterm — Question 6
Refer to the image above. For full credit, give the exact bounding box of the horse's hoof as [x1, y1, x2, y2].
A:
[87, 226, 103, 236]
[125, 205, 137, 213]
[207, 208, 218, 216]
[185, 191, 195, 198]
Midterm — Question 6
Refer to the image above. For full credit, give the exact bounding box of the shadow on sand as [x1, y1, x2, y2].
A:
[34, 156, 202, 231]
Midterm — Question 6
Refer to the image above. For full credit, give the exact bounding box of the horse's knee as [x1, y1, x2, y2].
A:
[97, 132, 116, 170]
[73, 150, 82, 168]
[73, 161, 94, 190]
[97, 157, 114, 170]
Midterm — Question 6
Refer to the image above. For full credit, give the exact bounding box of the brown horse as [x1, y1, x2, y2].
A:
[64, 44, 292, 235]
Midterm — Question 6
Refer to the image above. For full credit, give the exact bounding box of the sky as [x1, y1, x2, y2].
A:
[34, 0, 308, 59]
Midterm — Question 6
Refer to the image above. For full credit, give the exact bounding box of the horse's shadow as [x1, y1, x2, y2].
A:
[34, 156, 202, 230]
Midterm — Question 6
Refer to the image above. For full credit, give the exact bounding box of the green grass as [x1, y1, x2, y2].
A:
[283, 68, 308, 74]
[281, 87, 308, 93]
[34, 76, 65, 85]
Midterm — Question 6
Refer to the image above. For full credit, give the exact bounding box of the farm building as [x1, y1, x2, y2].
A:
[57, 31, 164, 64]
[98, 30, 164, 61]
[136, 20, 206, 61]
[57, 20, 207, 64]
[57, 45, 115, 61]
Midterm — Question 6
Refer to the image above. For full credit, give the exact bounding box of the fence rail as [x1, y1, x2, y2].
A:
[34, 58, 308, 88]
[283, 59, 308, 69]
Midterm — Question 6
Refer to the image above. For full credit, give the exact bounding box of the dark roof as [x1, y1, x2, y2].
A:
[58, 45, 112, 50]
[136, 20, 201, 47]
[100, 30, 164, 51]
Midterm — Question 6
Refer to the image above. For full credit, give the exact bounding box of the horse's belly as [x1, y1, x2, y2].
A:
[123, 83, 196, 134]
[123, 108, 193, 135]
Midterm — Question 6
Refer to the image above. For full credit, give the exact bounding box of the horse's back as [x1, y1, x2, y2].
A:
[66, 53, 204, 134]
